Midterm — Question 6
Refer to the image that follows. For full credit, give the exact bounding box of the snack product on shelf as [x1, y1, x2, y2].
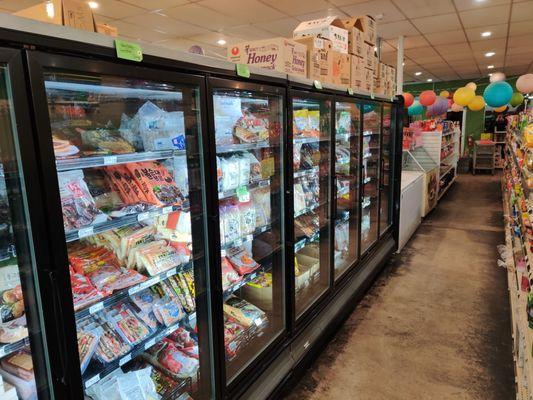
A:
[221, 257, 242, 291]
[227, 249, 260, 275]
[0, 320, 28, 344]
[223, 296, 267, 328]
[77, 330, 99, 374]
[1, 350, 33, 381]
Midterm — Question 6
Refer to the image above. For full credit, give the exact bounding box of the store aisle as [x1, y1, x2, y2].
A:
[286, 174, 515, 400]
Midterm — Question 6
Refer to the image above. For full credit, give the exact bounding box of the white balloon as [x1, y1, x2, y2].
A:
[490, 72, 506, 83]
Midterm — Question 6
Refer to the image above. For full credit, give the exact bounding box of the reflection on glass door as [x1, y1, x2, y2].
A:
[380, 103, 393, 235]
[361, 103, 381, 254]
[334, 101, 360, 279]
[0, 64, 50, 398]
[292, 95, 331, 318]
[44, 71, 211, 398]
[212, 86, 284, 382]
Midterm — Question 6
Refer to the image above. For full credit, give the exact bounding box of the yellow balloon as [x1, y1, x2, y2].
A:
[467, 95, 485, 111]
[466, 82, 477, 91]
[494, 105, 507, 112]
[439, 90, 449, 98]
[453, 87, 476, 106]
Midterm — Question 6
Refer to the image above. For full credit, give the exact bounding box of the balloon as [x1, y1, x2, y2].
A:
[453, 87, 476, 106]
[490, 72, 506, 83]
[516, 74, 533, 94]
[466, 82, 477, 92]
[408, 100, 424, 116]
[439, 90, 450, 98]
[510, 92, 525, 107]
[428, 97, 448, 116]
[419, 90, 437, 107]
[483, 81, 513, 107]
[467, 95, 485, 111]
[402, 92, 414, 107]
[447, 99, 453, 108]
[451, 103, 464, 112]
[494, 105, 507, 113]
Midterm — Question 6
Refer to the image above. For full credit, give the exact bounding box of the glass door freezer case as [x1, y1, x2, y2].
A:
[25, 51, 215, 399]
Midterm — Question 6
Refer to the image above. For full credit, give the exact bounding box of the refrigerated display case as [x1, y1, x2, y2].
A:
[208, 79, 285, 384]
[290, 92, 331, 319]
[26, 53, 214, 399]
[333, 100, 360, 279]
[361, 102, 382, 254]
[379, 103, 394, 236]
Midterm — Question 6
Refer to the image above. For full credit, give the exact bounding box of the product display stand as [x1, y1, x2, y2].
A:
[473, 140, 496, 175]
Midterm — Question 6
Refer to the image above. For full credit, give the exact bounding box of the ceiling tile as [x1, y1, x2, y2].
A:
[473, 52, 504, 64]
[470, 38, 506, 52]
[327, 0, 369, 5]
[261, 0, 331, 16]
[424, 30, 468, 46]
[508, 34, 533, 49]
[164, 3, 246, 30]
[453, 0, 510, 11]
[93, 14, 114, 24]
[120, 0, 189, 11]
[121, 12, 208, 36]
[435, 42, 471, 55]
[506, 45, 533, 57]
[405, 46, 440, 58]
[377, 20, 419, 39]
[438, 50, 475, 61]
[504, 65, 529, 75]
[340, 0, 405, 23]
[222, 24, 276, 40]
[111, 20, 170, 41]
[387, 35, 429, 49]
[199, 0, 286, 23]
[256, 17, 300, 37]
[411, 13, 461, 34]
[505, 53, 533, 65]
[391, 0, 455, 19]
[92, 0, 145, 19]
[295, 7, 348, 21]
[510, 20, 533, 36]
[459, 5, 510, 28]
[414, 55, 446, 64]
[464, 24, 508, 41]
[511, 1, 533, 22]
[0, 0, 40, 11]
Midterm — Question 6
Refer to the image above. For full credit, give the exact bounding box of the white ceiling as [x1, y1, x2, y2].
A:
[1, 0, 532, 82]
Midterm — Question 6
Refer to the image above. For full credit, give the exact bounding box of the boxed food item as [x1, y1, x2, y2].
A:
[350, 55, 364, 89]
[293, 16, 348, 54]
[295, 37, 333, 83]
[96, 23, 118, 37]
[349, 15, 377, 45]
[330, 51, 351, 86]
[374, 78, 385, 95]
[342, 18, 365, 57]
[363, 68, 374, 93]
[363, 43, 377, 70]
[228, 38, 307, 77]
[241, 273, 273, 311]
[15, 0, 96, 32]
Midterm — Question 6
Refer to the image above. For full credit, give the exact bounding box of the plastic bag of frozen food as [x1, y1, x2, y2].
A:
[214, 95, 242, 145]
[172, 155, 189, 198]
[223, 296, 267, 328]
[237, 154, 251, 187]
[336, 111, 352, 135]
[227, 249, 259, 275]
[238, 201, 256, 236]
[293, 109, 309, 136]
[335, 222, 349, 253]
[308, 110, 320, 137]
[293, 183, 306, 215]
[137, 101, 186, 151]
[158, 340, 199, 378]
[220, 201, 241, 244]
[105, 303, 151, 345]
[80, 128, 136, 155]
[119, 113, 143, 151]
[219, 156, 240, 192]
[252, 187, 271, 227]
[86, 366, 158, 400]
[293, 142, 302, 171]
[59, 169, 108, 231]
[234, 110, 269, 143]
[152, 296, 185, 327]
[77, 330, 100, 374]
[247, 153, 262, 181]
[221, 257, 242, 291]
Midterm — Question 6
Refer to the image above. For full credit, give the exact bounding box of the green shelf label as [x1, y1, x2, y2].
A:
[347, 88, 354, 95]
[236, 186, 250, 202]
[313, 80, 322, 90]
[115, 39, 143, 62]
[236, 64, 250, 78]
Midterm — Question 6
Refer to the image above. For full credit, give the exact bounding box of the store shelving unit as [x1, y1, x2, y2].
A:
[473, 141, 496, 175]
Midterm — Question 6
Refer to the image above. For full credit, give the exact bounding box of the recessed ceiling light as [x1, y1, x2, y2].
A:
[402, 62, 405, 66]
[488, 73, 493, 77]
[415, 72, 422, 76]
[88, 1, 98, 9]
[481, 31, 491, 37]
[427, 78, 433, 82]
[485, 51, 495, 57]
[487, 65, 494, 69]
[217, 39, 226, 46]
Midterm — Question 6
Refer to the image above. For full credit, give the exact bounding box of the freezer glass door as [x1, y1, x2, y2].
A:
[212, 87, 284, 382]
[380, 103, 393, 235]
[292, 96, 331, 318]
[44, 71, 211, 398]
[361, 103, 381, 254]
[334, 101, 360, 279]
[0, 64, 50, 397]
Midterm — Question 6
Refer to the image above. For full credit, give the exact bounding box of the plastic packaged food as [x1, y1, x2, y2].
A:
[237, 154, 251, 186]
[1, 350, 33, 381]
[252, 187, 271, 228]
[79, 127, 136, 155]
[98, 225, 155, 263]
[153, 296, 185, 327]
[221, 257, 242, 291]
[69, 266, 104, 311]
[136, 101, 186, 151]
[214, 95, 243, 145]
[219, 156, 240, 192]
[238, 200, 256, 236]
[0, 318, 27, 344]
[157, 340, 199, 378]
[308, 110, 321, 137]
[247, 153, 262, 182]
[85, 366, 159, 400]
[130, 240, 183, 276]
[227, 249, 260, 275]
[53, 136, 79, 159]
[59, 169, 107, 231]
[126, 162, 184, 207]
[293, 109, 309, 135]
[77, 330, 100, 374]
[105, 165, 149, 205]
[219, 201, 242, 245]
[156, 210, 192, 246]
[336, 111, 352, 135]
[224, 296, 267, 328]
[105, 303, 151, 345]
[234, 110, 269, 143]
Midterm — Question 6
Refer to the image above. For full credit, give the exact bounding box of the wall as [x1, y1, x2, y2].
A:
[404, 76, 519, 97]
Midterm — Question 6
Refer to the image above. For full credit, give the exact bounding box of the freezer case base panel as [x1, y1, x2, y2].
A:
[238, 235, 395, 400]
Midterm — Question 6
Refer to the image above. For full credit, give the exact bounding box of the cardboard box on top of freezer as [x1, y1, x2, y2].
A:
[341, 18, 365, 57]
[348, 15, 377, 45]
[330, 51, 351, 86]
[228, 38, 307, 77]
[293, 16, 349, 54]
[15, 0, 96, 32]
[363, 43, 377, 70]
[295, 37, 333, 83]
[350, 55, 364, 89]
[363, 67, 373, 93]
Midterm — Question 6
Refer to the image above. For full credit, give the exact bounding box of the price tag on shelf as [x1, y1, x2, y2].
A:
[220, 250, 226, 257]
[236, 64, 250, 78]
[259, 179, 270, 188]
[144, 338, 156, 350]
[166, 268, 176, 279]
[370, 92, 375, 99]
[313, 80, 322, 90]
[162, 206, 173, 214]
[236, 186, 250, 203]
[88, 302, 104, 315]
[115, 39, 143, 62]
[347, 88, 354, 95]
[0, 347, 6, 358]
[165, 326, 174, 336]
[78, 226, 94, 239]
[85, 374, 100, 388]
[137, 212, 150, 222]
[103, 156, 117, 165]
[128, 285, 142, 296]
[119, 353, 132, 366]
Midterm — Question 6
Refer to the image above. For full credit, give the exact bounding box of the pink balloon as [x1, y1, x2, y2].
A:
[517, 74, 533, 94]
[451, 103, 464, 112]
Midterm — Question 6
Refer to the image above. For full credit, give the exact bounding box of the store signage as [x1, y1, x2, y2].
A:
[115, 39, 143, 62]
[236, 63, 251, 78]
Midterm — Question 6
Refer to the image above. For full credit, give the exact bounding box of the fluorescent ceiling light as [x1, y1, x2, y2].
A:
[485, 51, 495, 57]
[88, 1, 98, 9]
[427, 78, 433, 82]
[487, 65, 494, 69]
[481, 31, 491, 37]
[415, 72, 422, 76]
[217, 39, 226, 46]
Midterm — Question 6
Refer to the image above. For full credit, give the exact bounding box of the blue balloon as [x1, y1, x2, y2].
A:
[408, 100, 424, 116]
[483, 81, 513, 107]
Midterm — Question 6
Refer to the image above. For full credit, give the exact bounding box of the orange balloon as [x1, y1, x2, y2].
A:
[419, 90, 437, 107]
[402, 93, 414, 107]
[494, 105, 507, 112]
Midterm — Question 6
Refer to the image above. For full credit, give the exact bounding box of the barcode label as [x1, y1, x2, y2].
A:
[119, 353, 132, 366]
[85, 374, 100, 388]
[88, 302, 103, 314]
[78, 226, 94, 239]
[103, 156, 118, 165]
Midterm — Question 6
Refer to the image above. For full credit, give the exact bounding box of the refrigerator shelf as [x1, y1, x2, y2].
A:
[294, 201, 326, 219]
[55, 150, 183, 171]
[218, 179, 270, 200]
[75, 261, 194, 321]
[223, 270, 261, 301]
[83, 311, 197, 390]
[294, 166, 319, 179]
[0, 337, 30, 359]
[293, 136, 330, 144]
[216, 141, 274, 154]
[65, 204, 184, 242]
[294, 231, 320, 252]
[220, 224, 271, 253]
[363, 131, 379, 136]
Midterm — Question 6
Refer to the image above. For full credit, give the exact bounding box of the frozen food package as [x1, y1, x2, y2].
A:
[219, 156, 240, 192]
[53, 136, 79, 159]
[308, 110, 320, 136]
[335, 222, 349, 253]
[126, 162, 185, 207]
[69, 266, 104, 311]
[214, 95, 242, 145]
[1, 350, 33, 381]
[172, 155, 189, 198]
[104, 165, 150, 205]
[223, 296, 267, 328]
[252, 187, 271, 227]
[86, 366, 158, 400]
[119, 113, 144, 151]
[152, 296, 185, 327]
[77, 330, 100, 374]
[156, 210, 192, 244]
[227, 249, 260, 275]
[293, 109, 309, 135]
[84, 169, 124, 213]
[105, 303, 151, 345]
[294, 183, 306, 215]
[136, 242, 183, 276]
[293, 142, 302, 171]
[237, 154, 251, 186]
[234, 110, 269, 143]
[300, 142, 320, 170]
[221, 257, 242, 291]
[221, 202, 242, 244]
[137, 101, 186, 151]
[336, 110, 352, 135]
[247, 153, 262, 181]
[80, 128, 136, 155]
[0, 285, 24, 323]
[58, 169, 108, 231]
[0, 319, 28, 344]
[158, 340, 199, 378]
[238, 200, 256, 236]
